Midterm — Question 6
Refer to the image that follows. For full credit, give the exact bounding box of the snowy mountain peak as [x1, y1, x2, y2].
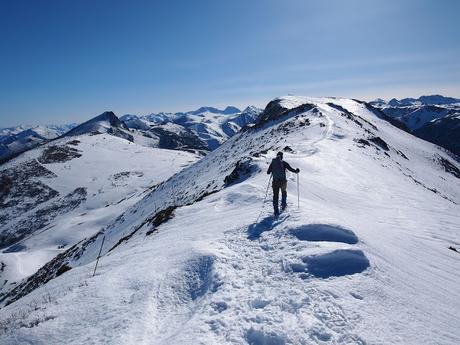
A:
[189, 106, 241, 115]
[89, 111, 125, 127]
[242, 105, 261, 113]
[190, 106, 222, 115]
[223, 106, 241, 114]
[63, 111, 130, 139]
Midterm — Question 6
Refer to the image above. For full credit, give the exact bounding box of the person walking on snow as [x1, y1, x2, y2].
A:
[267, 151, 300, 216]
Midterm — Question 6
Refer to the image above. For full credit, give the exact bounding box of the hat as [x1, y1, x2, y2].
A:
[276, 151, 283, 158]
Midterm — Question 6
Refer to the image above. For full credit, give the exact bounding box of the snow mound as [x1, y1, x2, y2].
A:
[290, 224, 359, 244]
[301, 250, 370, 279]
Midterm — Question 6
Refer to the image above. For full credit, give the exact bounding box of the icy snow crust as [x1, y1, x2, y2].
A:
[1, 96, 459, 344]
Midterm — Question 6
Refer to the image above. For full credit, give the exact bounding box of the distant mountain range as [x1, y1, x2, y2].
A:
[1, 96, 458, 163]
[0, 124, 77, 163]
[371, 95, 460, 108]
[0, 106, 262, 163]
[119, 105, 261, 150]
[370, 95, 460, 155]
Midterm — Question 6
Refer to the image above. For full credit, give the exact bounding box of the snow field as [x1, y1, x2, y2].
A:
[0, 133, 199, 286]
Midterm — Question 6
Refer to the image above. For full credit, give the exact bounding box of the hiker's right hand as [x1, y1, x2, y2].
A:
[296, 168, 300, 173]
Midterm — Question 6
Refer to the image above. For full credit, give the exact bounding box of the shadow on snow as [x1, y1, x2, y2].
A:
[247, 215, 285, 240]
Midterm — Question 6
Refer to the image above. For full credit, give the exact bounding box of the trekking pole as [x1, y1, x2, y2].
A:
[255, 175, 272, 224]
[297, 173, 300, 209]
[93, 235, 106, 277]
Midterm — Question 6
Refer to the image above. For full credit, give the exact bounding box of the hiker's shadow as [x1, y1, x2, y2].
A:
[247, 215, 278, 240]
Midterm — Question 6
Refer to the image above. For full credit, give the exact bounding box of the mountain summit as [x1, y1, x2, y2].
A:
[64, 111, 129, 137]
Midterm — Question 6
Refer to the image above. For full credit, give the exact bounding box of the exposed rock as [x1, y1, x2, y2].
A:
[224, 158, 260, 186]
[256, 100, 315, 127]
[0, 160, 58, 226]
[369, 136, 390, 151]
[435, 155, 460, 178]
[38, 145, 82, 164]
[0, 187, 87, 248]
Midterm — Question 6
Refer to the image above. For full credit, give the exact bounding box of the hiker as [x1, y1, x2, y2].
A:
[267, 151, 300, 215]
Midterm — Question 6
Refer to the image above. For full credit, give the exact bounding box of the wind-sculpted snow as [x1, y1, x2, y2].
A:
[300, 250, 370, 279]
[290, 224, 359, 244]
[1, 96, 460, 344]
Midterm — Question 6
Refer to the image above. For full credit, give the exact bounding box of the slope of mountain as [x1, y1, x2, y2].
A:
[0, 124, 76, 163]
[1, 96, 458, 344]
[414, 112, 460, 156]
[370, 95, 460, 155]
[120, 105, 262, 150]
[0, 129, 199, 294]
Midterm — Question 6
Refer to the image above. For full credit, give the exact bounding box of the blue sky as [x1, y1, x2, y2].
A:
[1, 0, 459, 126]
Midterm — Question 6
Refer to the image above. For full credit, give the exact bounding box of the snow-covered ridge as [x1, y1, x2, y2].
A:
[1, 96, 459, 344]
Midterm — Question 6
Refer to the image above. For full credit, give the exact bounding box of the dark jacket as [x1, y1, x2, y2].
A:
[267, 158, 297, 181]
